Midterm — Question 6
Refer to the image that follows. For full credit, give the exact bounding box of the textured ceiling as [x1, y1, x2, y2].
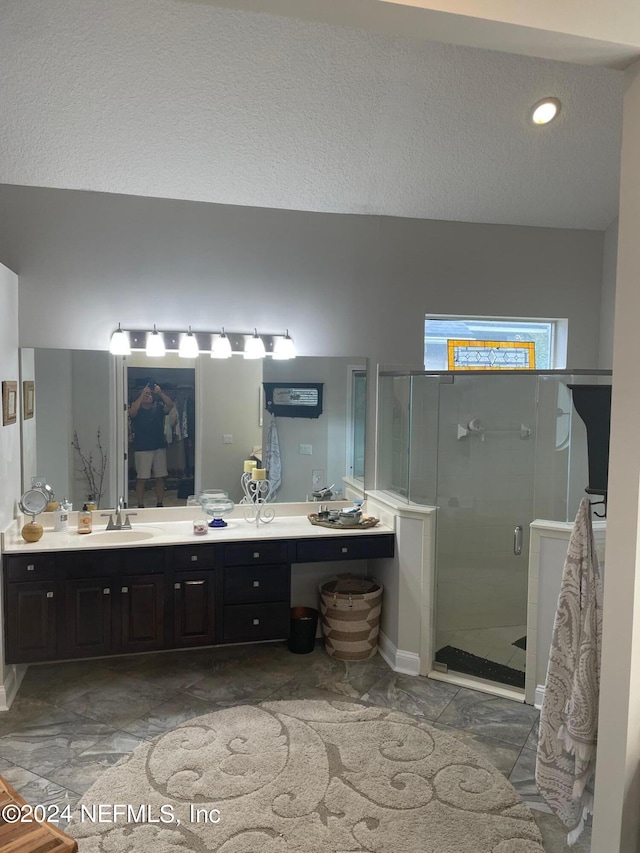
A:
[0, 0, 625, 229]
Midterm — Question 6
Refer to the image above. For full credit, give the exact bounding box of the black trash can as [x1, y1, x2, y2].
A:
[288, 606, 319, 654]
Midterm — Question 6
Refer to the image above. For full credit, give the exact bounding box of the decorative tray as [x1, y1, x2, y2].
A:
[308, 514, 380, 530]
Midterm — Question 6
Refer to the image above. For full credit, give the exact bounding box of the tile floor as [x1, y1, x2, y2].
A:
[0, 642, 590, 852]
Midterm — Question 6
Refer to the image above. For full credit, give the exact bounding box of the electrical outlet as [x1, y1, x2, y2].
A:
[223, 434, 233, 444]
[312, 469, 325, 489]
[299, 444, 312, 455]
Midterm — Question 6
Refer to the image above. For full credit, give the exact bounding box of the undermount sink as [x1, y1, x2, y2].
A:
[82, 528, 158, 544]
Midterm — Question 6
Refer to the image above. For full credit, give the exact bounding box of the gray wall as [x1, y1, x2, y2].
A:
[599, 217, 618, 369]
[0, 185, 605, 371]
[0, 183, 607, 487]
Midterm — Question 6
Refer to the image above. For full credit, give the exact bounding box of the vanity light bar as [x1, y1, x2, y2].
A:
[110, 327, 295, 359]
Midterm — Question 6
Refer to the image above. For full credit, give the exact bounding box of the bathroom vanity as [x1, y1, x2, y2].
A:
[1, 513, 394, 664]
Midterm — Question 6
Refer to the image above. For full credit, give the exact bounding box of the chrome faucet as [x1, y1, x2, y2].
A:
[101, 497, 136, 531]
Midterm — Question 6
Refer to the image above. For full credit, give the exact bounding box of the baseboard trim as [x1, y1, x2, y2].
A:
[534, 684, 545, 710]
[378, 632, 420, 676]
[0, 665, 26, 711]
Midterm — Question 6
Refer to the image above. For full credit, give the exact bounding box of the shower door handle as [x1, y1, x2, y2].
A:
[513, 526, 523, 556]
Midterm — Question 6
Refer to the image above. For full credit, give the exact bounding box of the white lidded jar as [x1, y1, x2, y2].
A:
[54, 501, 69, 532]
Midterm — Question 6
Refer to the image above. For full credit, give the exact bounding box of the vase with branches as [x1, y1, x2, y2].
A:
[72, 429, 108, 509]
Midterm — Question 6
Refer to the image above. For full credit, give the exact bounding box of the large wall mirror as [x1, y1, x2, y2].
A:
[19, 349, 366, 509]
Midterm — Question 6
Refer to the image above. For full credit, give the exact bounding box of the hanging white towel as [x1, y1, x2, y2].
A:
[164, 406, 178, 445]
[264, 414, 282, 498]
[535, 496, 603, 846]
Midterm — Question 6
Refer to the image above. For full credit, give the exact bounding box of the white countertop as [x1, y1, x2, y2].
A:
[1, 503, 394, 554]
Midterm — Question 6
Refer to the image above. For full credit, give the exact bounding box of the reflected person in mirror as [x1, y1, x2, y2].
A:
[129, 382, 176, 508]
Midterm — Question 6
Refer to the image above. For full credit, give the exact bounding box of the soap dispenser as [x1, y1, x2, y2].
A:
[78, 504, 93, 534]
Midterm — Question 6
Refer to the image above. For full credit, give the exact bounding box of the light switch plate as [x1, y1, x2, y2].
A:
[223, 434, 233, 444]
[299, 444, 312, 455]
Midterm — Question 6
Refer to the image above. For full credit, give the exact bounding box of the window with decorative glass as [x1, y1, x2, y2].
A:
[424, 317, 566, 371]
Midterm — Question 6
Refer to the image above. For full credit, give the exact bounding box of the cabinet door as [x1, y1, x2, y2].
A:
[6, 582, 57, 663]
[65, 578, 113, 658]
[119, 574, 165, 653]
[173, 571, 216, 647]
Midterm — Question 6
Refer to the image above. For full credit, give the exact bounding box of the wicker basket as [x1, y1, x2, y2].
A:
[319, 575, 383, 661]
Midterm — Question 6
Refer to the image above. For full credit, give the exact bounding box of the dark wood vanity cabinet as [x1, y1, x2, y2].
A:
[222, 543, 292, 643]
[6, 581, 58, 663]
[119, 574, 165, 654]
[172, 545, 220, 648]
[4, 554, 59, 663]
[3, 532, 395, 664]
[65, 577, 113, 659]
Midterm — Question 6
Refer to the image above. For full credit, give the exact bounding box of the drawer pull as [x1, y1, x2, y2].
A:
[121, 586, 129, 593]
[252, 618, 260, 626]
[186, 580, 205, 585]
[191, 555, 198, 562]
[103, 588, 110, 595]
[253, 552, 260, 559]
[174, 582, 181, 590]
[46, 591, 54, 599]
[27, 564, 35, 572]
[341, 547, 348, 553]
[252, 580, 260, 588]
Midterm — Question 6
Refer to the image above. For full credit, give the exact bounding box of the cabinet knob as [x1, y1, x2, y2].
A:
[191, 555, 198, 562]
[27, 564, 35, 572]
[252, 618, 260, 626]
[253, 552, 260, 559]
[174, 582, 181, 589]
[341, 547, 348, 553]
[103, 588, 110, 595]
[252, 580, 260, 588]
[46, 591, 54, 599]
[121, 586, 129, 593]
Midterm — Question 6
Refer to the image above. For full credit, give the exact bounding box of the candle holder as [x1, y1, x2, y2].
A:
[240, 472, 275, 526]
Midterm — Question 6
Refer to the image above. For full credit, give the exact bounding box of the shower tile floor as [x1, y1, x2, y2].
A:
[0, 642, 589, 852]
[436, 624, 528, 672]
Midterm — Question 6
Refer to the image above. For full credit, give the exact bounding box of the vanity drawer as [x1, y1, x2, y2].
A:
[224, 564, 290, 605]
[295, 534, 395, 563]
[223, 601, 289, 642]
[60, 550, 121, 579]
[174, 544, 216, 570]
[121, 547, 169, 575]
[223, 541, 289, 567]
[5, 554, 56, 582]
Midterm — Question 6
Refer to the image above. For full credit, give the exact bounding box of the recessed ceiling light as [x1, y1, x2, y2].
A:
[531, 97, 561, 125]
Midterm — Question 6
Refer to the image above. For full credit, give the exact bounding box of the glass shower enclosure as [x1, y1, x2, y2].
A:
[377, 369, 611, 690]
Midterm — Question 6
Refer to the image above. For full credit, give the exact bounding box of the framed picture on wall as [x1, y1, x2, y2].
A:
[23, 380, 35, 419]
[263, 382, 324, 418]
[2, 381, 17, 426]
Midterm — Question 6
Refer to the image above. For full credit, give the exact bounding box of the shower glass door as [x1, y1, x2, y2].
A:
[432, 373, 538, 689]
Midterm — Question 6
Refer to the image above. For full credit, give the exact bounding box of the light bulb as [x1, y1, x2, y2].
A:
[146, 325, 166, 357]
[179, 326, 199, 358]
[244, 329, 266, 359]
[109, 324, 130, 355]
[531, 97, 561, 125]
[211, 329, 232, 359]
[273, 330, 295, 360]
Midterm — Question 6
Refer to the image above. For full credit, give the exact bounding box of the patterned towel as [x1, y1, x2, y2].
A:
[264, 414, 282, 498]
[535, 496, 603, 845]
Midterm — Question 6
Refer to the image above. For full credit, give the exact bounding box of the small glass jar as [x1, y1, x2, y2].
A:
[193, 517, 208, 535]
